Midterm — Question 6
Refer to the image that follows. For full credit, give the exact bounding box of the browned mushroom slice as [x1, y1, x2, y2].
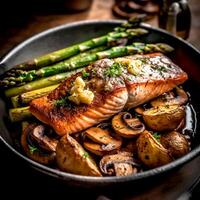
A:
[21, 124, 56, 165]
[137, 131, 173, 168]
[56, 134, 102, 176]
[30, 125, 58, 152]
[112, 112, 145, 138]
[134, 106, 145, 115]
[143, 105, 185, 131]
[151, 87, 188, 107]
[160, 131, 190, 158]
[83, 127, 122, 156]
[99, 151, 140, 176]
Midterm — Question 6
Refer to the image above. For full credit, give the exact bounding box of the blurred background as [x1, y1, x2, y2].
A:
[0, 0, 199, 58]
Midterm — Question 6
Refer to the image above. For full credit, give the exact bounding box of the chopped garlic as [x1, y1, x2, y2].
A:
[127, 60, 142, 76]
[79, 90, 94, 105]
[68, 76, 94, 105]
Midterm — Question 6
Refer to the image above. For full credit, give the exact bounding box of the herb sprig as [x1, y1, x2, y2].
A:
[54, 96, 69, 107]
[28, 145, 38, 154]
[104, 63, 122, 77]
[152, 132, 161, 142]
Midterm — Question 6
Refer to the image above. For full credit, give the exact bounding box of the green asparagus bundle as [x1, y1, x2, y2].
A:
[2, 41, 173, 88]
[5, 69, 82, 97]
[1, 28, 148, 88]
[5, 15, 146, 74]
[5, 46, 108, 97]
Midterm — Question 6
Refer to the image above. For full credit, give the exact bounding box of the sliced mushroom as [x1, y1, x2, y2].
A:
[112, 112, 145, 138]
[83, 127, 122, 156]
[160, 131, 190, 158]
[137, 131, 173, 168]
[151, 87, 188, 107]
[30, 125, 58, 152]
[134, 107, 145, 115]
[99, 151, 140, 176]
[143, 105, 185, 131]
[21, 124, 56, 165]
[56, 134, 102, 176]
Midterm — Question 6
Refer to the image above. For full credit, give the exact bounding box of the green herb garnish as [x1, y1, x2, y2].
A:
[28, 145, 38, 154]
[153, 132, 161, 142]
[82, 71, 90, 79]
[104, 62, 122, 77]
[82, 152, 89, 159]
[54, 96, 69, 107]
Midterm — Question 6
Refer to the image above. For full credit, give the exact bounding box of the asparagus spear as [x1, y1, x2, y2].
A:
[5, 69, 82, 97]
[11, 84, 59, 108]
[2, 42, 173, 87]
[9, 106, 32, 122]
[2, 28, 148, 85]
[6, 15, 146, 74]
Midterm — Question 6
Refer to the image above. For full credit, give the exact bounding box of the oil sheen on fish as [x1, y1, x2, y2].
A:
[30, 53, 188, 136]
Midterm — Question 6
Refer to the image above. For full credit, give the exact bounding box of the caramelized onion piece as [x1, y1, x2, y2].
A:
[112, 112, 145, 138]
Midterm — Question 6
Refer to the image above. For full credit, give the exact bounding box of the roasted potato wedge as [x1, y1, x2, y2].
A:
[56, 134, 102, 176]
[137, 131, 173, 168]
[161, 131, 189, 158]
[143, 105, 185, 131]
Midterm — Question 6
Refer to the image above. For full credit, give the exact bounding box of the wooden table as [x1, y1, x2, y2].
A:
[0, 0, 199, 199]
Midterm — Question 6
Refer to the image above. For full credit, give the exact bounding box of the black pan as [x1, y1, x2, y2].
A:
[0, 20, 200, 189]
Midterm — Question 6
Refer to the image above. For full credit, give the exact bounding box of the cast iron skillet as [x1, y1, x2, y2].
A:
[0, 20, 200, 188]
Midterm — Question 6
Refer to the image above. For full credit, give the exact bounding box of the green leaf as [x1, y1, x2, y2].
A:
[54, 96, 68, 107]
[82, 71, 90, 79]
[28, 145, 38, 154]
[104, 62, 122, 77]
[82, 152, 89, 159]
[153, 132, 161, 142]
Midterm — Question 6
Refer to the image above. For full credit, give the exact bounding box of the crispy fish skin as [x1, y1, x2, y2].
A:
[30, 53, 188, 136]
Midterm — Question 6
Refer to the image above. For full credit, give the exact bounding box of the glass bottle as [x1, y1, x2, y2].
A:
[176, 0, 191, 39]
[158, 0, 191, 39]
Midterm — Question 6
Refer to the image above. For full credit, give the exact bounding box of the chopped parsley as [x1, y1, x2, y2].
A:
[82, 152, 89, 159]
[153, 132, 161, 142]
[28, 145, 38, 154]
[82, 71, 90, 79]
[104, 62, 122, 77]
[54, 96, 69, 107]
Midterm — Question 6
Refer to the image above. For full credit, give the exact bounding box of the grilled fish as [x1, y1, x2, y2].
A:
[30, 53, 188, 136]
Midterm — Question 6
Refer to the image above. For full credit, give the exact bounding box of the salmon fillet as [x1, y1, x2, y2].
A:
[30, 53, 188, 136]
